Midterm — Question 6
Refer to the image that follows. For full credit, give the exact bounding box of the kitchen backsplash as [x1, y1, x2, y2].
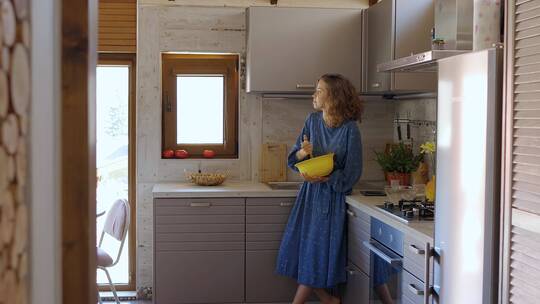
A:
[393, 98, 437, 150]
[261, 96, 396, 183]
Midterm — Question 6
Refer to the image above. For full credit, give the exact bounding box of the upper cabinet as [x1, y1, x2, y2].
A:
[364, 0, 436, 94]
[246, 7, 363, 94]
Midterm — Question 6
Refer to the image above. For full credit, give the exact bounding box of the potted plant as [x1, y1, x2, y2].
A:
[374, 143, 424, 186]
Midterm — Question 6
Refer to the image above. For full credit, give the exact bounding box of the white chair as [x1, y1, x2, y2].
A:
[96, 199, 130, 304]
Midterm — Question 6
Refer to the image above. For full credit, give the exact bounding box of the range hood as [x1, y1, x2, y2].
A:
[377, 50, 469, 72]
[377, 0, 473, 73]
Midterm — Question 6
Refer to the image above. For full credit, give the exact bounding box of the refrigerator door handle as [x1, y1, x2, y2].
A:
[424, 242, 432, 304]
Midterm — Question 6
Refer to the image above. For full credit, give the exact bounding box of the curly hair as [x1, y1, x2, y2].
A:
[318, 74, 363, 127]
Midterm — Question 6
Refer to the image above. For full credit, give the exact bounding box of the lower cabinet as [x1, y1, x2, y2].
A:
[342, 262, 370, 304]
[245, 197, 299, 303]
[155, 251, 244, 304]
[245, 250, 298, 302]
[154, 196, 299, 304]
[345, 203, 371, 304]
[154, 197, 245, 304]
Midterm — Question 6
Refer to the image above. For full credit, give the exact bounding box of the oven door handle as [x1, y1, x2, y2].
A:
[363, 240, 402, 267]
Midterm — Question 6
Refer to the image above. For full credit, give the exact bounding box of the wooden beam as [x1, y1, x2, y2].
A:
[61, 0, 97, 303]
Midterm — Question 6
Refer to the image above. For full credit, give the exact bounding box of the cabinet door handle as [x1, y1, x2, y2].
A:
[346, 210, 356, 217]
[371, 82, 381, 88]
[189, 202, 212, 207]
[296, 84, 315, 89]
[280, 202, 293, 207]
[408, 283, 424, 295]
[424, 242, 433, 304]
[345, 267, 361, 276]
[408, 244, 426, 255]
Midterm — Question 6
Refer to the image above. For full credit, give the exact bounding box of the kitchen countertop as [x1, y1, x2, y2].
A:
[346, 193, 434, 243]
[152, 181, 434, 243]
[152, 181, 299, 198]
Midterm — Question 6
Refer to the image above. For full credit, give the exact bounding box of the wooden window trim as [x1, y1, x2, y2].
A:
[97, 53, 137, 292]
[162, 54, 239, 159]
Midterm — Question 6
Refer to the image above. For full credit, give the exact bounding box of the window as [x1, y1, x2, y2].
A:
[162, 54, 239, 158]
[96, 53, 136, 291]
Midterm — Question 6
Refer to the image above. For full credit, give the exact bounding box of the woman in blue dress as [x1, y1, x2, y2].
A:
[275, 74, 363, 304]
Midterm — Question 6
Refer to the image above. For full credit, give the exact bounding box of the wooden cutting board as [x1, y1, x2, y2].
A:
[260, 143, 287, 182]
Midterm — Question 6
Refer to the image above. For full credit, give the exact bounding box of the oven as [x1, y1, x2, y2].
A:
[363, 217, 404, 304]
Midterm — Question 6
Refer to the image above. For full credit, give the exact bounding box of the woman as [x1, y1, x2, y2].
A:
[275, 74, 363, 304]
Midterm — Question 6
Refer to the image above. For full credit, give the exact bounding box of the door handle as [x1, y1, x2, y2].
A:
[363, 240, 402, 267]
[408, 283, 424, 295]
[189, 202, 212, 207]
[409, 244, 425, 255]
[346, 269, 361, 276]
[346, 210, 356, 217]
[280, 202, 293, 207]
[296, 84, 315, 89]
[371, 82, 381, 88]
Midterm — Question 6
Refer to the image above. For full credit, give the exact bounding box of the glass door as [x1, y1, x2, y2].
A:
[96, 54, 136, 290]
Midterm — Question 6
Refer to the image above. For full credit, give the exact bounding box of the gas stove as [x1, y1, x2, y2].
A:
[376, 199, 434, 223]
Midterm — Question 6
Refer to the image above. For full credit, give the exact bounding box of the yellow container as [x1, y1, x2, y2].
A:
[294, 153, 334, 177]
[425, 175, 436, 202]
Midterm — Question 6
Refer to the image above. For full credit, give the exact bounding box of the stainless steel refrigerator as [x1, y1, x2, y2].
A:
[433, 47, 502, 303]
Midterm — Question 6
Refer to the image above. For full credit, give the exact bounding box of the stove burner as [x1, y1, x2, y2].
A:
[378, 199, 435, 222]
[384, 201, 394, 209]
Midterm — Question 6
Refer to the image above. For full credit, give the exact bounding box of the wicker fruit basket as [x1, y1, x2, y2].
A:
[186, 172, 227, 186]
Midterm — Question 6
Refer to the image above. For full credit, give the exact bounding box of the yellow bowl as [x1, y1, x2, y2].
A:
[295, 153, 334, 177]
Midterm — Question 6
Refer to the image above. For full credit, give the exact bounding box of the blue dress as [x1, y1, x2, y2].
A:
[275, 111, 363, 288]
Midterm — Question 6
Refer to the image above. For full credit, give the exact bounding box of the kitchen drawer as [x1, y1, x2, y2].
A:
[402, 294, 417, 304]
[155, 204, 244, 215]
[156, 223, 244, 234]
[348, 231, 370, 274]
[403, 235, 429, 282]
[246, 241, 282, 251]
[342, 262, 369, 304]
[347, 204, 371, 224]
[155, 232, 244, 243]
[156, 214, 245, 224]
[155, 197, 245, 208]
[247, 223, 287, 233]
[246, 197, 295, 208]
[402, 270, 426, 304]
[246, 232, 283, 242]
[156, 241, 245, 252]
[155, 251, 244, 304]
[246, 204, 294, 215]
[347, 205, 371, 274]
[247, 214, 290, 224]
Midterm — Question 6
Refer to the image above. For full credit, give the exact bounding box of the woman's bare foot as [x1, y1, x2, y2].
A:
[313, 288, 341, 304]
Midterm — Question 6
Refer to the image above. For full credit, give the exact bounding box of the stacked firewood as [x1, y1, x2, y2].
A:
[0, 0, 30, 303]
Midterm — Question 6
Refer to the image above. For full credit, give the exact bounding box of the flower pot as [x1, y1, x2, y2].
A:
[385, 172, 411, 186]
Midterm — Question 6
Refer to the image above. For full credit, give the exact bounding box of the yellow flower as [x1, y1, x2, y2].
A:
[420, 141, 436, 154]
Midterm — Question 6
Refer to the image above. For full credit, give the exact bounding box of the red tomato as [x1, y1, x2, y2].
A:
[162, 149, 174, 158]
[175, 149, 189, 159]
[202, 149, 215, 158]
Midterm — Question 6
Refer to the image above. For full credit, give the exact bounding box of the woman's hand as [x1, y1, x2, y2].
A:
[296, 135, 313, 160]
[301, 172, 329, 183]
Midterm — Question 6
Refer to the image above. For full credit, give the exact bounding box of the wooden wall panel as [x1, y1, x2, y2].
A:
[99, 0, 136, 53]
[62, 0, 97, 302]
[0, 0, 30, 303]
